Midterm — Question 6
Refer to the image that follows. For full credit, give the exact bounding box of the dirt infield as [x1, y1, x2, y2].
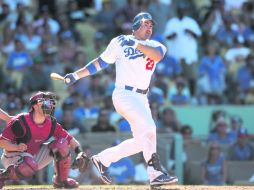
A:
[4, 185, 254, 190]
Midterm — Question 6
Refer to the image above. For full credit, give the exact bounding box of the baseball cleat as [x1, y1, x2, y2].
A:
[91, 155, 112, 184]
[150, 174, 178, 186]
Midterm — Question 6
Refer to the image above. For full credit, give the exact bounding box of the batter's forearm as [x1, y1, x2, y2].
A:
[75, 58, 108, 79]
[137, 44, 163, 62]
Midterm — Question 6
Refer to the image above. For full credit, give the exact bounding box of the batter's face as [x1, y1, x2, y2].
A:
[134, 20, 154, 40]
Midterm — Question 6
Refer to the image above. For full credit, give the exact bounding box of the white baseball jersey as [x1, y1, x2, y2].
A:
[97, 35, 167, 182]
[100, 35, 167, 90]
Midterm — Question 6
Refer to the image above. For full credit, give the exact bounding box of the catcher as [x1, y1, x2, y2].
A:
[0, 91, 89, 189]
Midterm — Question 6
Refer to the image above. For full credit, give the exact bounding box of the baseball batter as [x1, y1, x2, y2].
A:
[64, 12, 178, 187]
[0, 91, 89, 189]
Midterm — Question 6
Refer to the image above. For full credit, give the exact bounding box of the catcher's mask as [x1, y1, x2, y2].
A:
[30, 91, 57, 115]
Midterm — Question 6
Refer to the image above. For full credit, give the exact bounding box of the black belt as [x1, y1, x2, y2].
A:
[124, 85, 148, 94]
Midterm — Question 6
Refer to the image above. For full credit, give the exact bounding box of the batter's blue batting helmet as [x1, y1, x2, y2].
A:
[132, 12, 155, 31]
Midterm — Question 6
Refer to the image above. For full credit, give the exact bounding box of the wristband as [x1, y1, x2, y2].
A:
[73, 73, 80, 80]
[74, 146, 83, 154]
[86, 62, 98, 75]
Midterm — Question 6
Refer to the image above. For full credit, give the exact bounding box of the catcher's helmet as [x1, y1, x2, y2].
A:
[30, 91, 57, 115]
[132, 12, 155, 31]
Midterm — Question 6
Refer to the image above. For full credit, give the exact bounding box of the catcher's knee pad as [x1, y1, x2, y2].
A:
[48, 138, 70, 159]
[15, 156, 38, 179]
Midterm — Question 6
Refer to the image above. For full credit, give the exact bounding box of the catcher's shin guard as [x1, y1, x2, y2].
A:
[0, 156, 38, 189]
[49, 138, 79, 189]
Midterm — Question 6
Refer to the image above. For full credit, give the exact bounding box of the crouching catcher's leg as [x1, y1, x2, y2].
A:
[49, 138, 79, 189]
[0, 156, 38, 189]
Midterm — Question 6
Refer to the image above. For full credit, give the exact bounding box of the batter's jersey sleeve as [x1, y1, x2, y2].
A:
[148, 40, 167, 60]
[100, 37, 119, 64]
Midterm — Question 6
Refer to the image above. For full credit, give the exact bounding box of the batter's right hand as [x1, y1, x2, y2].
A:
[17, 143, 27, 152]
[64, 73, 78, 86]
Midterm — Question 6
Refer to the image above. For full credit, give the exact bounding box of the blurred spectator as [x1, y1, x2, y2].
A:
[38, 0, 56, 17]
[58, 14, 82, 45]
[85, 31, 107, 62]
[5, 39, 33, 88]
[117, 118, 131, 132]
[91, 108, 116, 132]
[92, 0, 115, 40]
[170, 77, 190, 105]
[8, 2, 33, 30]
[197, 42, 226, 105]
[6, 39, 32, 71]
[148, 83, 165, 105]
[209, 110, 226, 130]
[181, 124, 200, 145]
[60, 108, 86, 135]
[33, 5, 60, 35]
[88, 74, 107, 103]
[66, 0, 86, 24]
[163, 2, 202, 96]
[1, 23, 15, 55]
[147, 0, 172, 35]
[207, 117, 236, 145]
[73, 94, 99, 122]
[156, 54, 182, 79]
[227, 128, 254, 161]
[0, 3, 10, 23]
[113, 0, 141, 34]
[5, 102, 19, 118]
[243, 14, 254, 48]
[201, 0, 225, 37]
[228, 115, 244, 140]
[201, 142, 226, 185]
[19, 23, 42, 55]
[158, 107, 181, 133]
[224, 36, 251, 77]
[20, 55, 52, 94]
[133, 153, 149, 184]
[245, 80, 254, 104]
[108, 139, 135, 184]
[150, 102, 162, 129]
[153, 73, 168, 99]
[57, 31, 78, 67]
[236, 53, 254, 103]
[215, 16, 237, 48]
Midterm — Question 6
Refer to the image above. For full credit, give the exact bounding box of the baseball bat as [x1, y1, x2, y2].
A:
[50, 73, 70, 83]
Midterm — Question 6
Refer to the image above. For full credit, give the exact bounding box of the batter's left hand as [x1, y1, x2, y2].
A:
[64, 73, 78, 86]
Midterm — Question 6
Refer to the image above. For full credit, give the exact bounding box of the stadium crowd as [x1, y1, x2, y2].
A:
[0, 0, 254, 186]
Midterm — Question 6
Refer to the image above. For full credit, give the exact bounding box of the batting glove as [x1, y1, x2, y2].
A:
[64, 73, 79, 85]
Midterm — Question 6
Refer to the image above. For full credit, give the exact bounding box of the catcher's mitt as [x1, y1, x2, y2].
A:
[72, 152, 90, 172]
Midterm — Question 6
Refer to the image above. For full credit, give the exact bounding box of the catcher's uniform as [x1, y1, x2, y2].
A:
[0, 112, 73, 169]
